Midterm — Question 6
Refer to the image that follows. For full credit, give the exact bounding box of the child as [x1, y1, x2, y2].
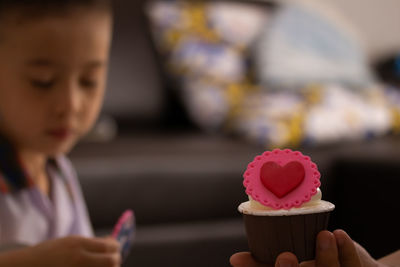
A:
[0, 0, 121, 265]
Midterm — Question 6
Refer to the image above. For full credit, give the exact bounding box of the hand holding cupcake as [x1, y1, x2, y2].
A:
[233, 149, 397, 266]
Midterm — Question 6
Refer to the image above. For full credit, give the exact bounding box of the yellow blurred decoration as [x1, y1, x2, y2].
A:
[164, 30, 182, 49]
[287, 113, 304, 147]
[392, 107, 400, 133]
[183, 3, 219, 43]
[304, 84, 323, 104]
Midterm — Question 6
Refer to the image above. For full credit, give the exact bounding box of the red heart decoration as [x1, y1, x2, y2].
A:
[260, 161, 305, 198]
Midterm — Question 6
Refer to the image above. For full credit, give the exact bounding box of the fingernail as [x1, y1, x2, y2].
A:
[318, 232, 332, 250]
[335, 231, 345, 247]
[277, 259, 293, 267]
[333, 229, 351, 246]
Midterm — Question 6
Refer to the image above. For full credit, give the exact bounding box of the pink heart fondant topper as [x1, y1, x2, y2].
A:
[260, 161, 305, 198]
[243, 149, 321, 210]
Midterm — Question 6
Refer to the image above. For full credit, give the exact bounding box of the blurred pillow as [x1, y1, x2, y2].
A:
[254, 0, 374, 88]
[146, 0, 273, 131]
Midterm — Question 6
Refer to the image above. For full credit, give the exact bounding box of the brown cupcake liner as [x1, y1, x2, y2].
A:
[242, 211, 331, 264]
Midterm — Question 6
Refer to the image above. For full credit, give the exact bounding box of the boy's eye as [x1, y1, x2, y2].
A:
[80, 79, 98, 89]
[30, 79, 54, 89]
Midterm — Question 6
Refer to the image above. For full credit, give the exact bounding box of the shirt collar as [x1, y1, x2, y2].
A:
[0, 134, 35, 193]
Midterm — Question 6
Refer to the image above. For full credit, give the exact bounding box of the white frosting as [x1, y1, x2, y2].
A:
[239, 189, 335, 216]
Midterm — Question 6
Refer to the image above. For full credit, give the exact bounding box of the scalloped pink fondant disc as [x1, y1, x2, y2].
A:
[243, 149, 321, 210]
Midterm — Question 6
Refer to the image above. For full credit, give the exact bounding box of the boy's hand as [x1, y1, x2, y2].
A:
[29, 236, 121, 267]
[230, 230, 385, 267]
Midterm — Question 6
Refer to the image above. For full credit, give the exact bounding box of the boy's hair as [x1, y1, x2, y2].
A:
[0, 0, 112, 21]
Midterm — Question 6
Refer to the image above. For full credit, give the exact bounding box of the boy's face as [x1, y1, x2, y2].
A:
[0, 8, 112, 156]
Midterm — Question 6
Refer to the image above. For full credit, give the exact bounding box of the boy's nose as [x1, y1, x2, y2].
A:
[55, 82, 82, 117]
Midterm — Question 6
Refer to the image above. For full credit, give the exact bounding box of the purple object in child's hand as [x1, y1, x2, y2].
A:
[112, 210, 135, 261]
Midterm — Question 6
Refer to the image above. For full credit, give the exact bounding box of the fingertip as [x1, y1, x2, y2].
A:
[317, 230, 335, 250]
[104, 237, 120, 252]
[317, 230, 333, 237]
[332, 229, 346, 235]
[275, 252, 299, 267]
[278, 251, 298, 259]
[333, 229, 347, 237]
[315, 230, 339, 265]
[110, 251, 122, 266]
[229, 253, 238, 266]
[333, 229, 350, 247]
[229, 252, 250, 266]
[333, 229, 362, 267]
[229, 252, 266, 267]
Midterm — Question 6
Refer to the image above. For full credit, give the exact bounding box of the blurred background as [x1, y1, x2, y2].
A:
[69, 0, 400, 266]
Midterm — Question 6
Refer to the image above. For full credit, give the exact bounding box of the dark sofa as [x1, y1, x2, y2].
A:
[69, 0, 400, 266]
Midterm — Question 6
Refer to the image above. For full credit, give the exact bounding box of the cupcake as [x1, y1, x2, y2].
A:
[238, 149, 335, 264]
